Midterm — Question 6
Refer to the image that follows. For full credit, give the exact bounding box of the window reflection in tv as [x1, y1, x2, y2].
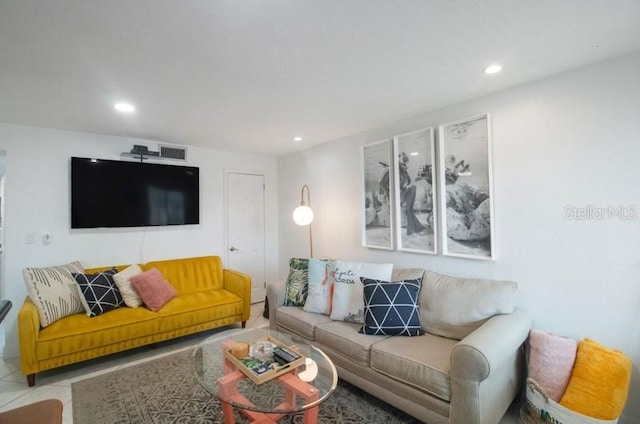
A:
[71, 157, 199, 229]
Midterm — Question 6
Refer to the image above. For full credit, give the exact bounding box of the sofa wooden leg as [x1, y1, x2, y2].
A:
[241, 321, 246, 328]
[27, 374, 35, 387]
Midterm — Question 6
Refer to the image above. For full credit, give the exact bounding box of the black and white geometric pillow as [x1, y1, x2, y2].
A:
[73, 268, 124, 317]
[359, 278, 422, 336]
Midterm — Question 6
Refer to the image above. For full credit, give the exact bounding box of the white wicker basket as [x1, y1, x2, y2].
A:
[520, 378, 619, 424]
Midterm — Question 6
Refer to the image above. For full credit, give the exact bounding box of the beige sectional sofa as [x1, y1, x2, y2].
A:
[267, 267, 531, 424]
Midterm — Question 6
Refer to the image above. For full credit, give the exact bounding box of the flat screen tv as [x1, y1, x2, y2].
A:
[71, 157, 200, 229]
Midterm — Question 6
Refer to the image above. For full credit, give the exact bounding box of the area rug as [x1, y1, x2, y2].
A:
[72, 348, 421, 423]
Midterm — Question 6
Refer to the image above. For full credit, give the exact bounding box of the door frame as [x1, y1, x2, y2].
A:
[223, 169, 267, 302]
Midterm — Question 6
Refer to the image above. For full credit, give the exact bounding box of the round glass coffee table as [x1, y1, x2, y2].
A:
[193, 328, 338, 424]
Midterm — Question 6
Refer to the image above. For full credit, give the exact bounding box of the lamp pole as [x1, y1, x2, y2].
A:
[304, 186, 313, 258]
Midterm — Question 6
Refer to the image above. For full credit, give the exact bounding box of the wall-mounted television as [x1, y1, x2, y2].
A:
[71, 157, 200, 229]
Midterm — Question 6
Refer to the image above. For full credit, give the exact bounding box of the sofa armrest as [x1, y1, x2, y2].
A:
[266, 280, 286, 330]
[223, 268, 251, 322]
[18, 297, 41, 376]
[449, 308, 532, 424]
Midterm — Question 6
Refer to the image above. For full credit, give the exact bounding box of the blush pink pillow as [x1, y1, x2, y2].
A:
[130, 268, 177, 312]
[527, 329, 577, 401]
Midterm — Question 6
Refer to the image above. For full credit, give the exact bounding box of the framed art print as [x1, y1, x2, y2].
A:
[393, 127, 437, 254]
[438, 114, 494, 260]
[362, 139, 393, 250]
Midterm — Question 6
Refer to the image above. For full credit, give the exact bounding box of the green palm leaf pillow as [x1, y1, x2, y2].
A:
[284, 258, 309, 306]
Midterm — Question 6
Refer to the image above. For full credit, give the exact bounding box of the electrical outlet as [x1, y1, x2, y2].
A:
[42, 233, 53, 245]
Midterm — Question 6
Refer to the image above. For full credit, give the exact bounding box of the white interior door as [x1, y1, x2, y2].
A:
[226, 172, 266, 304]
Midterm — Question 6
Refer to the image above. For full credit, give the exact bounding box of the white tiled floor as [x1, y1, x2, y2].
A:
[0, 303, 521, 423]
[0, 302, 269, 423]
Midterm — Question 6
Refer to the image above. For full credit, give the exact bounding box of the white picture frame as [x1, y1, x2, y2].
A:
[393, 127, 437, 254]
[362, 139, 394, 250]
[438, 114, 495, 260]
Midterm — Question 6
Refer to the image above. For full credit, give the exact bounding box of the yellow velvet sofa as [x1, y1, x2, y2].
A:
[18, 255, 250, 386]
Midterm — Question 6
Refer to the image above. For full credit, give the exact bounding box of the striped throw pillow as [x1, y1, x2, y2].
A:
[23, 261, 86, 327]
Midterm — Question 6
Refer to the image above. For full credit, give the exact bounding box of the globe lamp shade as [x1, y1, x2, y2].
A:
[293, 205, 314, 225]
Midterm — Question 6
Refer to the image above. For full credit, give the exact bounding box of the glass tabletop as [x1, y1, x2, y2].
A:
[193, 328, 338, 414]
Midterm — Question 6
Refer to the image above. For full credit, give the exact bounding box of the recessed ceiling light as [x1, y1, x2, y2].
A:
[114, 102, 136, 113]
[484, 64, 502, 75]
[293, 136, 303, 141]
[410, 152, 419, 156]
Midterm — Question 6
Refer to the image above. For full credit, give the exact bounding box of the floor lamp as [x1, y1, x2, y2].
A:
[292, 184, 314, 258]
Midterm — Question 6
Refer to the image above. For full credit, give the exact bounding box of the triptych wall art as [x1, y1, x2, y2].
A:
[362, 113, 494, 260]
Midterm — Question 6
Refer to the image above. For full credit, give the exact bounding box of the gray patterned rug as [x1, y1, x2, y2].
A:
[72, 348, 421, 423]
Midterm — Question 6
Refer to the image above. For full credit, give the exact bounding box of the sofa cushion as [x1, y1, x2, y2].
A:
[360, 278, 421, 336]
[391, 268, 425, 281]
[303, 259, 336, 315]
[23, 261, 86, 328]
[85, 264, 131, 274]
[113, 264, 144, 308]
[73, 268, 123, 317]
[144, 256, 224, 293]
[130, 268, 177, 312]
[421, 270, 516, 340]
[315, 320, 390, 367]
[36, 306, 158, 358]
[283, 258, 309, 306]
[371, 333, 457, 402]
[330, 261, 393, 324]
[156, 290, 244, 331]
[276, 306, 332, 340]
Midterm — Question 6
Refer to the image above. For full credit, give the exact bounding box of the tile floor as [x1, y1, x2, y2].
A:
[0, 302, 520, 423]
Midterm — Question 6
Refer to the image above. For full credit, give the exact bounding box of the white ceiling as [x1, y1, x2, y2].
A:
[1, 1, 639, 156]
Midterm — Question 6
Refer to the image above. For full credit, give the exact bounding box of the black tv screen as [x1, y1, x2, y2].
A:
[71, 157, 200, 229]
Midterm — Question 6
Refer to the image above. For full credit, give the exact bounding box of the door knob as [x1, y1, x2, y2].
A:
[230, 246, 239, 252]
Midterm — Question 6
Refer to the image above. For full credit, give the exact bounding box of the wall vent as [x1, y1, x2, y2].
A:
[159, 144, 187, 161]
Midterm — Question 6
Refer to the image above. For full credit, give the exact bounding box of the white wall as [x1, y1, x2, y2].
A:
[278, 51, 640, 422]
[0, 124, 279, 358]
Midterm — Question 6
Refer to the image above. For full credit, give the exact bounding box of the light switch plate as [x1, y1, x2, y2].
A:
[25, 232, 37, 244]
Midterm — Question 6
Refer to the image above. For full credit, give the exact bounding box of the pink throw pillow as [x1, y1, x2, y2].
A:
[527, 329, 577, 402]
[130, 268, 177, 312]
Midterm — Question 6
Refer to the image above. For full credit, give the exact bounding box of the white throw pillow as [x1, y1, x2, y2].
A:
[113, 264, 144, 308]
[23, 261, 86, 327]
[303, 259, 336, 315]
[330, 261, 393, 323]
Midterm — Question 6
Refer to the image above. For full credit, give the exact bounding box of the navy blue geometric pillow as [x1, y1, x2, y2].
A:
[73, 268, 124, 317]
[359, 278, 421, 336]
